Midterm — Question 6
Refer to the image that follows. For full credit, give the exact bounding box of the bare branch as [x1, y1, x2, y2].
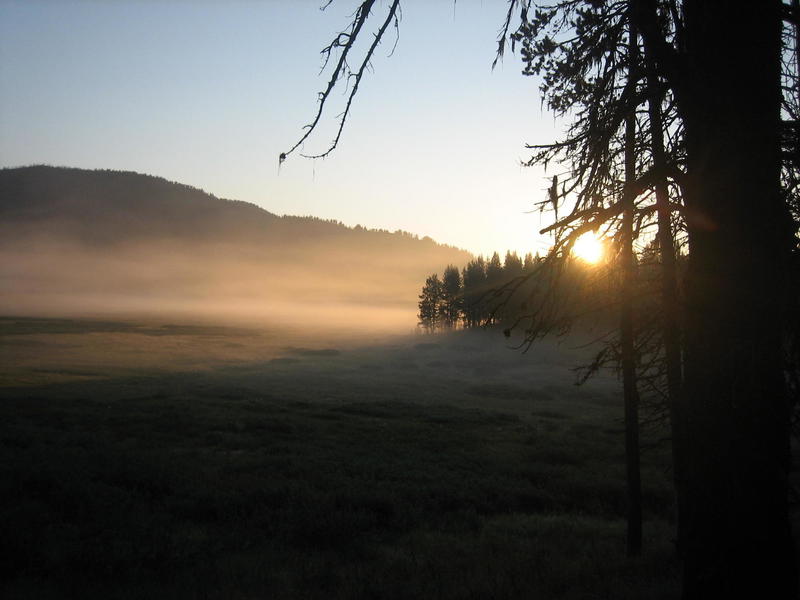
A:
[281, 0, 402, 164]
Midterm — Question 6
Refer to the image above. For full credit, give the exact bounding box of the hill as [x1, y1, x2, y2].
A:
[0, 166, 471, 329]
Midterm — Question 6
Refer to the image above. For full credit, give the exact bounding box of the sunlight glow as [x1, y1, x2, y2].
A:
[572, 232, 604, 264]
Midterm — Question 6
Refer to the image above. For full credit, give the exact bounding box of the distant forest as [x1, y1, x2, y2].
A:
[0, 165, 465, 252]
[418, 251, 538, 332]
[0, 166, 471, 324]
[418, 250, 629, 336]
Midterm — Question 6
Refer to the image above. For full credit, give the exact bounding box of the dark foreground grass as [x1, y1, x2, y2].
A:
[1, 386, 679, 599]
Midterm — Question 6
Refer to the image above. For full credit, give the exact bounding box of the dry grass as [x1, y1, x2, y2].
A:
[1, 317, 679, 599]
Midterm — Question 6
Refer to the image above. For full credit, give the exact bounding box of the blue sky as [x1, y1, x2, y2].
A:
[0, 0, 563, 257]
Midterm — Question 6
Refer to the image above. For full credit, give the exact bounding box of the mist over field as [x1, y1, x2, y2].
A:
[0, 237, 425, 330]
[0, 166, 470, 331]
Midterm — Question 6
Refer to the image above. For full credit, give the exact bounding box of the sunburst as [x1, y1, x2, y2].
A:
[572, 231, 604, 264]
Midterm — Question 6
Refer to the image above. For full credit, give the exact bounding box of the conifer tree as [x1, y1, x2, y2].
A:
[462, 257, 488, 328]
[484, 252, 505, 324]
[417, 273, 443, 333]
[523, 252, 536, 272]
[504, 250, 523, 279]
[441, 264, 463, 328]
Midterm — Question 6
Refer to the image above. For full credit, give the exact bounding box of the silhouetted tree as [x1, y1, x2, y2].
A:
[511, 0, 796, 588]
[619, 16, 642, 557]
[440, 264, 463, 328]
[485, 252, 503, 282]
[635, 0, 796, 595]
[483, 252, 505, 324]
[462, 257, 488, 328]
[504, 250, 523, 279]
[641, 7, 687, 554]
[523, 252, 537, 272]
[418, 273, 443, 333]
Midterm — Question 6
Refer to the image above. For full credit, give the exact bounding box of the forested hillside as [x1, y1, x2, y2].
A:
[0, 166, 471, 327]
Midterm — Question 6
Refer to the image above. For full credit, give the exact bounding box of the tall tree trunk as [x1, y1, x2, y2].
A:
[680, 1, 796, 596]
[795, 0, 800, 168]
[621, 19, 643, 558]
[644, 56, 687, 557]
[795, 0, 800, 116]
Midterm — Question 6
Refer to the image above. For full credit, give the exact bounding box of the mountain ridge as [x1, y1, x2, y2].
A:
[0, 165, 467, 253]
[0, 165, 471, 328]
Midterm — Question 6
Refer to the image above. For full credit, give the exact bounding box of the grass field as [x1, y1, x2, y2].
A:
[0, 316, 680, 599]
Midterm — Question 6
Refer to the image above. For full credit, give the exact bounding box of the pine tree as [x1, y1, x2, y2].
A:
[417, 273, 443, 334]
[504, 250, 523, 279]
[462, 257, 487, 328]
[441, 265, 463, 328]
[523, 252, 536, 272]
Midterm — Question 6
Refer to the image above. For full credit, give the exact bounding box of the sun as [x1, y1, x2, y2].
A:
[572, 231, 604, 264]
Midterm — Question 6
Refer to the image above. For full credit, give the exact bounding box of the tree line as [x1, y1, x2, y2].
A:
[417, 251, 540, 332]
[418, 246, 635, 337]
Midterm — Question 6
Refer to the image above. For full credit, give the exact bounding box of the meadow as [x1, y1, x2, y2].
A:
[1, 316, 680, 599]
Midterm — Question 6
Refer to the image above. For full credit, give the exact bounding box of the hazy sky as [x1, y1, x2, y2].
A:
[0, 0, 563, 258]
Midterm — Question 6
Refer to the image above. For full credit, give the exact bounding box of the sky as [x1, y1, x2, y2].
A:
[0, 0, 565, 258]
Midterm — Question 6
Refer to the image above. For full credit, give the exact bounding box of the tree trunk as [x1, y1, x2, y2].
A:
[680, 1, 796, 596]
[795, 0, 800, 118]
[644, 55, 687, 558]
[621, 19, 643, 559]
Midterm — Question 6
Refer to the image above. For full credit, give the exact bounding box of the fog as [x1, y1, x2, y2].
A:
[0, 236, 440, 333]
